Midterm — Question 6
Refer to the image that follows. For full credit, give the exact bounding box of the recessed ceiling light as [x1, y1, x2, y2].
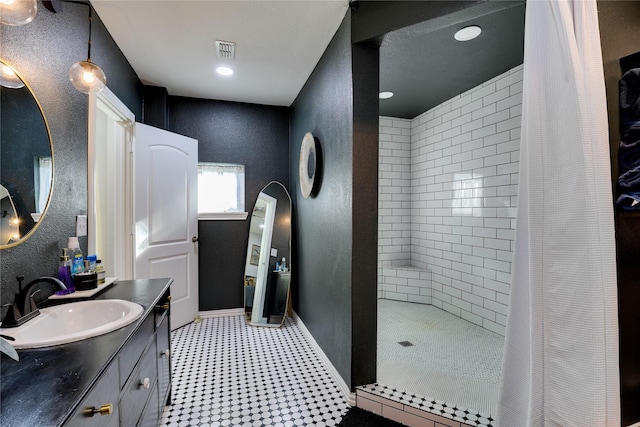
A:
[216, 66, 234, 76]
[379, 91, 394, 99]
[454, 25, 482, 42]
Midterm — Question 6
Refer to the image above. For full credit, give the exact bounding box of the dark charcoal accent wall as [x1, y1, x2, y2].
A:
[350, 41, 379, 388]
[167, 97, 289, 311]
[598, 2, 640, 425]
[0, 3, 142, 304]
[143, 85, 169, 130]
[290, 11, 377, 389]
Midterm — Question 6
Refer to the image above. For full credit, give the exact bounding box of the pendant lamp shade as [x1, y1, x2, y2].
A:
[0, 63, 25, 88]
[0, 0, 37, 26]
[69, 4, 106, 94]
[69, 60, 106, 94]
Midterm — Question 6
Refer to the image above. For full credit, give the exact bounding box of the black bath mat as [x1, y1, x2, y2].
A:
[338, 407, 407, 426]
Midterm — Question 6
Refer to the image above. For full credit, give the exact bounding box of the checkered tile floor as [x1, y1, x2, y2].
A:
[159, 315, 350, 427]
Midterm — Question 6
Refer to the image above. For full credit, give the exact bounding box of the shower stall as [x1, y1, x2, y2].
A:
[376, 64, 523, 416]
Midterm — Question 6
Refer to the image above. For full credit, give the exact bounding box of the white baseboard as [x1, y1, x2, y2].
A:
[198, 308, 244, 318]
[293, 312, 356, 406]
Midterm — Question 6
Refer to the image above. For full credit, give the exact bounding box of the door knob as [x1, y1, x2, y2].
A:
[192, 236, 198, 242]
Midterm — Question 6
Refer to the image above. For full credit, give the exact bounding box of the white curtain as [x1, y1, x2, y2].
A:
[497, 1, 620, 426]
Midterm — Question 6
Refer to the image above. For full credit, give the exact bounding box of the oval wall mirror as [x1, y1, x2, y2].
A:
[0, 59, 53, 248]
[244, 181, 292, 327]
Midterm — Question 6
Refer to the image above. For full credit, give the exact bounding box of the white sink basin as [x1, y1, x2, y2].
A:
[1, 299, 143, 349]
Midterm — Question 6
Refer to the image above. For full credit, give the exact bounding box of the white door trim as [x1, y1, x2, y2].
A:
[88, 88, 135, 279]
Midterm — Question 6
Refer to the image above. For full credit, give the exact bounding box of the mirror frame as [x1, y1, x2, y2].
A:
[244, 181, 292, 327]
[0, 58, 54, 249]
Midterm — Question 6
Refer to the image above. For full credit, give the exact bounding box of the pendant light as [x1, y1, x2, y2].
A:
[68, 4, 105, 94]
[0, 62, 25, 88]
[0, 0, 37, 26]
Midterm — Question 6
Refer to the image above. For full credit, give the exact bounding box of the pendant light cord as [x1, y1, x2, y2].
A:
[62, 1, 93, 62]
[87, 6, 92, 62]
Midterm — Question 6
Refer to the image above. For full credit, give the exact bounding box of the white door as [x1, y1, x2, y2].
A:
[134, 123, 198, 330]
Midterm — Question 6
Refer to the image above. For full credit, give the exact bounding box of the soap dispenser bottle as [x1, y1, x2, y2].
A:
[56, 249, 74, 295]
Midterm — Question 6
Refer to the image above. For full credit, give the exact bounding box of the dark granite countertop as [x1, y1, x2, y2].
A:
[0, 278, 172, 427]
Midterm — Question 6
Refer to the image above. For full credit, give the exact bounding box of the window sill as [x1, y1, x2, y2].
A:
[198, 212, 249, 221]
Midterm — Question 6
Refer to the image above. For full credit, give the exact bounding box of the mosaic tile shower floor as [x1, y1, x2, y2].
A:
[377, 299, 504, 417]
[159, 315, 350, 427]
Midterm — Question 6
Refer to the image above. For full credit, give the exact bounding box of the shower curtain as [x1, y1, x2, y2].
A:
[497, 0, 620, 426]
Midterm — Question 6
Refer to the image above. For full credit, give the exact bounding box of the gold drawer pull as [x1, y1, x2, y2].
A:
[161, 349, 170, 358]
[84, 403, 113, 417]
[139, 377, 151, 389]
[156, 302, 170, 310]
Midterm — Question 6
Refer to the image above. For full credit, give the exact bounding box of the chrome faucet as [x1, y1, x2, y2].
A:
[1, 276, 66, 328]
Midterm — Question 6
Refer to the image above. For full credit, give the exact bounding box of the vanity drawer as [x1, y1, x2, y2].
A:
[119, 338, 157, 426]
[118, 312, 154, 388]
[66, 360, 119, 427]
[156, 310, 171, 411]
[138, 381, 160, 427]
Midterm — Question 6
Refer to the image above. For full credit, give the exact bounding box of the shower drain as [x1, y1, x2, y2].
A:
[397, 341, 414, 347]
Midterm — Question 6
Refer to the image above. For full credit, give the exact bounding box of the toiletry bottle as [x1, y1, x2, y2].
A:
[68, 237, 84, 275]
[87, 254, 97, 272]
[56, 250, 74, 294]
[95, 259, 106, 284]
[281, 257, 287, 272]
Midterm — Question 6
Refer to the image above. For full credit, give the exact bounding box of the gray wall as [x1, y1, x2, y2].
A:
[289, 11, 379, 389]
[0, 3, 142, 303]
[290, 14, 356, 387]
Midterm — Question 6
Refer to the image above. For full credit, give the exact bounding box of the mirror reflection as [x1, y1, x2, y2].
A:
[244, 181, 292, 327]
[0, 59, 53, 248]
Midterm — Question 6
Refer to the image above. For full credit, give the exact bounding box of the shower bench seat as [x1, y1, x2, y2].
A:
[379, 265, 432, 304]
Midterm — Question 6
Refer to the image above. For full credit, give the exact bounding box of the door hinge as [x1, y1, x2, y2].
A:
[120, 120, 134, 153]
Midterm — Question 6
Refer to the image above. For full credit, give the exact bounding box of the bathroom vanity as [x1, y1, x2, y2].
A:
[0, 278, 172, 427]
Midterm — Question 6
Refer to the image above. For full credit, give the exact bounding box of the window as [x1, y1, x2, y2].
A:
[197, 163, 247, 220]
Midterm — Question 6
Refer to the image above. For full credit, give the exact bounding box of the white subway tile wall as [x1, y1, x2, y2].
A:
[378, 65, 523, 336]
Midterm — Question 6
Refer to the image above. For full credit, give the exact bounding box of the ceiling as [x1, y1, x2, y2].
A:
[379, 1, 525, 119]
[91, 0, 349, 106]
[91, 1, 525, 119]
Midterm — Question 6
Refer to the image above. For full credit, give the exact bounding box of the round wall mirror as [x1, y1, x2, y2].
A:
[299, 132, 316, 199]
[244, 181, 292, 327]
[0, 59, 54, 248]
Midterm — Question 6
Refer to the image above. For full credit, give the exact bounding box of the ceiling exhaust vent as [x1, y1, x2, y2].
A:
[215, 40, 236, 59]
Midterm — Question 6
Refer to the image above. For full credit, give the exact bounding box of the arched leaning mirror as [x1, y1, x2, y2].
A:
[244, 181, 292, 327]
[0, 59, 53, 248]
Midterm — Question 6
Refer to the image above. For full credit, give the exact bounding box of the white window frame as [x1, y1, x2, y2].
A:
[197, 162, 248, 220]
